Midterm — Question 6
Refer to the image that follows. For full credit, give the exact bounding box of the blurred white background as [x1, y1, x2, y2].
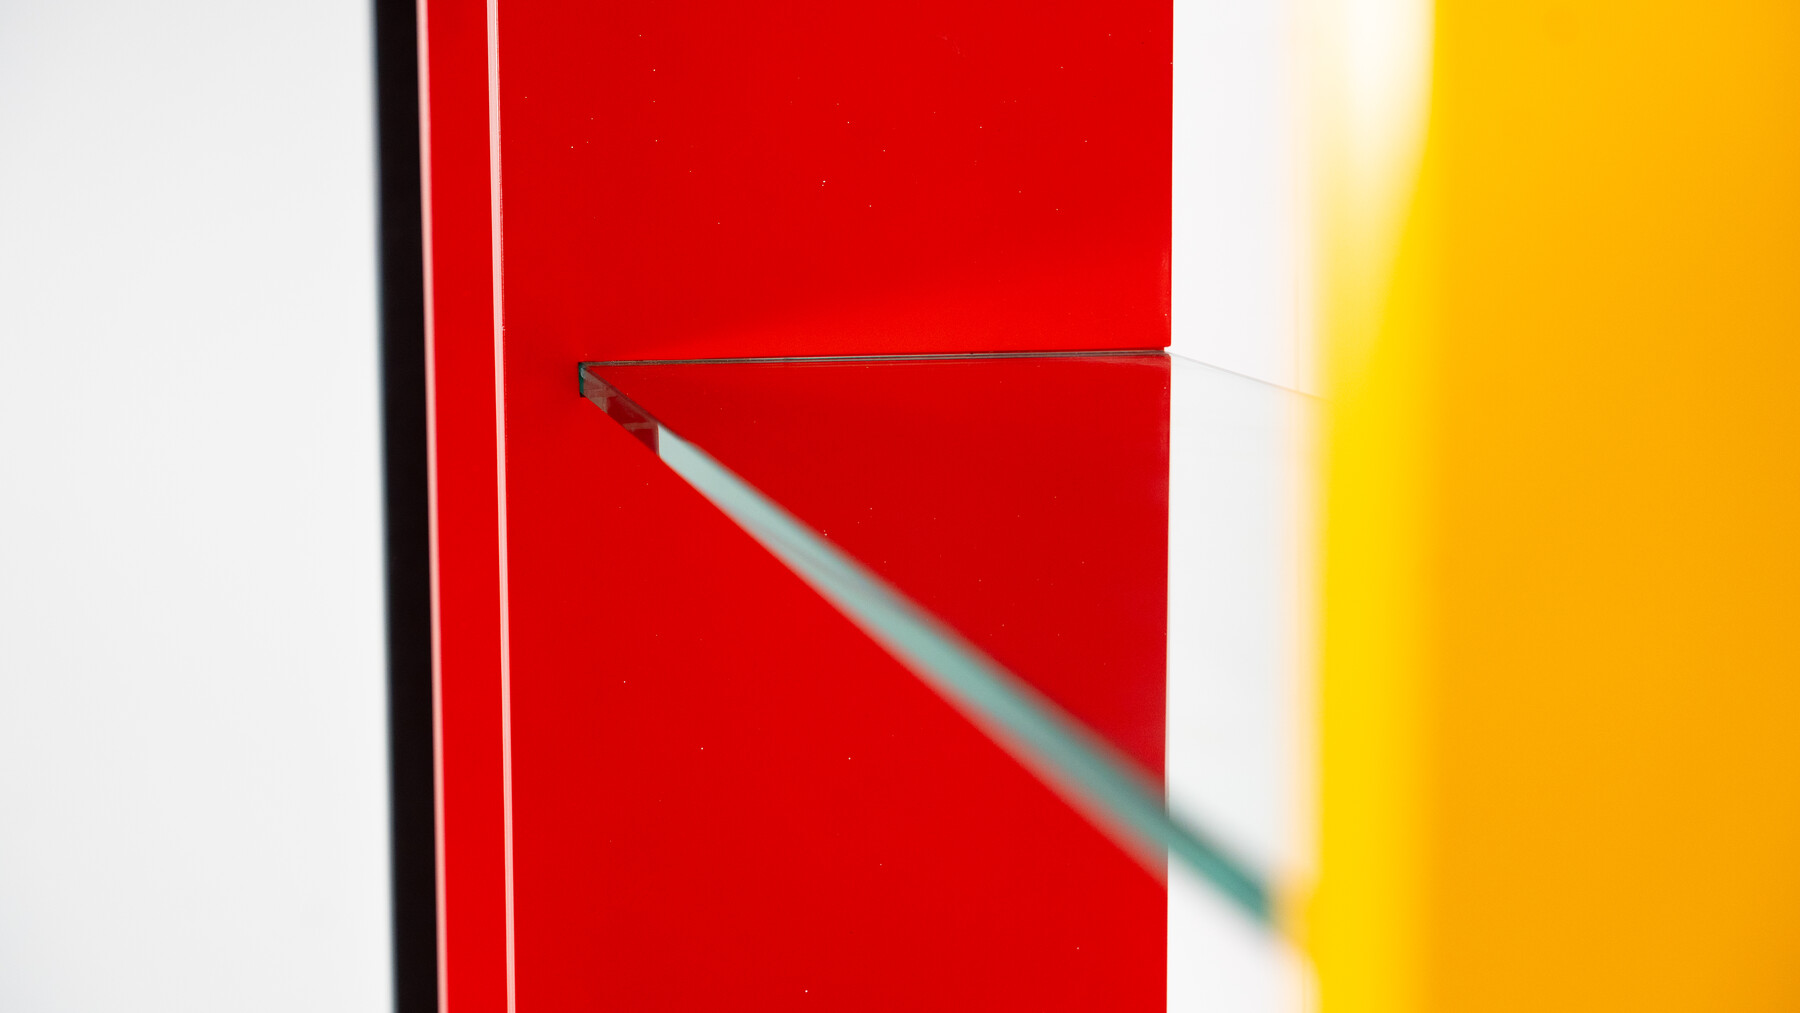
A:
[0, 1, 393, 1010]
[1172, 0, 1311, 395]
[1169, 0, 1312, 1009]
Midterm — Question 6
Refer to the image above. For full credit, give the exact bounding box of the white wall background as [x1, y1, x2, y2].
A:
[1172, 0, 1313, 395]
[0, 2, 393, 1010]
[1169, 1, 1314, 1007]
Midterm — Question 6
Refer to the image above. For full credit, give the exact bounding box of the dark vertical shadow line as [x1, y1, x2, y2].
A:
[372, 0, 438, 1010]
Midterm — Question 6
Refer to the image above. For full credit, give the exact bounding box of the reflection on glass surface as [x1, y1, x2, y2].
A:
[578, 352, 1314, 991]
[1165, 354, 1316, 1010]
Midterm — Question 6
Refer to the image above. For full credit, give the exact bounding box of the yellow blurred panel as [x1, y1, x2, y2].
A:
[1316, 2, 1800, 1010]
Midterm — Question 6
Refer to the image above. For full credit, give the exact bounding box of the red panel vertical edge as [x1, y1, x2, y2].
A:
[419, 0, 508, 1009]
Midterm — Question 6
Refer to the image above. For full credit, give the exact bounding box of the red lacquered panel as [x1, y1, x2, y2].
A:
[420, 0, 1176, 1007]
[503, 389, 1164, 1010]
[588, 354, 1173, 774]
[495, 0, 1172, 362]
[417, 0, 508, 1009]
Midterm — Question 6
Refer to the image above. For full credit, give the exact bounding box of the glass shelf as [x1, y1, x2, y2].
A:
[578, 351, 1313, 944]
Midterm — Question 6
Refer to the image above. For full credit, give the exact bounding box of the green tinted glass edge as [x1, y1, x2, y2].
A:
[580, 360, 1275, 928]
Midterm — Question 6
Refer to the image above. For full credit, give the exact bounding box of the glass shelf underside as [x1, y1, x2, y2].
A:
[579, 351, 1312, 935]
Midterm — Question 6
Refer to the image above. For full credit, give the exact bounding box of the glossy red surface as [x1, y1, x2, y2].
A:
[508, 397, 1165, 1008]
[418, 1, 508, 1010]
[500, 0, 1172, 361]
[592, 355, 1174, 774]
[420, 0, 1174, 1008]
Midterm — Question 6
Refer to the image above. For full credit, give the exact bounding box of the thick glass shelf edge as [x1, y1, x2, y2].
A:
[578, 353, 1280, 931]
